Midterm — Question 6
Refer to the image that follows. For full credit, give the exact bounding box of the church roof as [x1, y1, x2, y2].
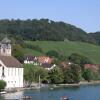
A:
[0, 55, 23, 68]
[1, 37, 11, 43]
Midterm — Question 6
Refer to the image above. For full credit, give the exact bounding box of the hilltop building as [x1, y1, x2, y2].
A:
[0, 37, 23, 88]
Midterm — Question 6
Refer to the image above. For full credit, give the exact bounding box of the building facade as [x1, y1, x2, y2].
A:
[0, 37, 23, 88]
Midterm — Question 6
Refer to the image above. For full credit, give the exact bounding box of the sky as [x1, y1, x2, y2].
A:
[0, 0, 100, 32]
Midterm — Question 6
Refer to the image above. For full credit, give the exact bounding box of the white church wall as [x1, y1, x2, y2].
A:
[0, 61, 23, 88]
[4, 67, 23, 88]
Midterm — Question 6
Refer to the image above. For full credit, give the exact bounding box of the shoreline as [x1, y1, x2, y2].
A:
[3, 80, 100, 93]
[22, 81, 100, 90]
[52, 80, 100, 88]
[21, 80, 100, 90]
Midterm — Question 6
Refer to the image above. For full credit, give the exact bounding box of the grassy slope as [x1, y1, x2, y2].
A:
[25, 41, 100, 64]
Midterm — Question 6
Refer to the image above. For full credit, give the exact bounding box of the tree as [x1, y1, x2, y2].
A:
[48, 67, 64, 84]
[24, 64, 35, 86]
[24, 64, 48, 86]
[82, 69, 93, 82]
[0, 19, 96, 44]
[12, 44, 24, 63]
[64, 64, 81, 83]
[46, 50, 59, 58]
[68, 53, 92, 65]
[0, 80, 6, 91]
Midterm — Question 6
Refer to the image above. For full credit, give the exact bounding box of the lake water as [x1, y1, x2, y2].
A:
[0, 84, 100, 100]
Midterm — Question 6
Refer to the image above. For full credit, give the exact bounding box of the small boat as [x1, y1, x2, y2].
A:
[60, 96, 69, 100]
[22, 96, 32, 100]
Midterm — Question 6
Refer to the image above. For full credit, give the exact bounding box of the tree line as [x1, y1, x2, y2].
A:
[0, 19, 98, 44]
[24, 64, 100, 86]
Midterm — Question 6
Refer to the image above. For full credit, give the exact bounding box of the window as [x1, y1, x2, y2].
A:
[3, 48, 5, 53]
[2, 67, 5, 77]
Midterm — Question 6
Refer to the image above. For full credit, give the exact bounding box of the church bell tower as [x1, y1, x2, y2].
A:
[0, 37, 11, 56]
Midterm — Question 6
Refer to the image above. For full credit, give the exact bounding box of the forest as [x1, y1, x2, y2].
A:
[0, 19, 99, 45]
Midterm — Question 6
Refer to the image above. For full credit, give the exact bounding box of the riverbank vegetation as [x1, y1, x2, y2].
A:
[24, 62, 100, 86]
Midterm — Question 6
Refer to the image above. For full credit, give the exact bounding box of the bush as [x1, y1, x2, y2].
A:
[82, 69, 93, 82]
[0, 80, 6, 91]
[46, 50, 59, 58]
[68, 53, 92, 65]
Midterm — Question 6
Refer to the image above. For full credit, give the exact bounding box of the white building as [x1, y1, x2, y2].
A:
[0, 37, 23, 88]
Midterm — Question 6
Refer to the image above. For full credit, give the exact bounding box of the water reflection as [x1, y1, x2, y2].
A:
[1, 85, 100, 100]
[0, 91, 23, 100]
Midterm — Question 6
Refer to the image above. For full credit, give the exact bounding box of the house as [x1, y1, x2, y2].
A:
[37, 56, 53, 64]
[0, 37, 23, 88]
[84, 64, 100, 72]
[60, 62, 70, 69]
[41, 63, 56, 70]
[24, 55, 55, 70]
[24, 55, 38, 65]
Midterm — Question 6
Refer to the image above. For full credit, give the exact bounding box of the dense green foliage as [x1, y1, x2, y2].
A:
[0, 80, 6, 91]
[46, 50, 59, 58]
[0, 19, 96, 44]
[68, 53, 92, 65]
[82, 69, 93, 82]
[89, 32, 100, 45]
[24, 64, 48, 86]
[63, 64, 81, 83]
[24, 63, 100, 84]
[12, 44, 24, 63]
[48, 67, 64, 84]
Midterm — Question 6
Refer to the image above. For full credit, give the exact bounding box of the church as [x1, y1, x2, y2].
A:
[0, 37, 23, 88]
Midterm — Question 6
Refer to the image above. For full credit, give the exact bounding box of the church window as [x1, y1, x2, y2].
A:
[3, 48, 5, 53]
[2, 67, 5, 77]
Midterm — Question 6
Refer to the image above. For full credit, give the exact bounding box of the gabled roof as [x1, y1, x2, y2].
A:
[41, 63, 53, 68]
[24, 55, 37, 61]
[37, 56, 53, 64]
[0, 55, 23, 68]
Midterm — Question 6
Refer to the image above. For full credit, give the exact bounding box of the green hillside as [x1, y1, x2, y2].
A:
[24, 41, 100, 64]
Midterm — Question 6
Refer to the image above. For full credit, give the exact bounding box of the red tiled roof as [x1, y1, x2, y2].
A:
[37, 56, 53, 64]
[84, 64, 99, 71]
